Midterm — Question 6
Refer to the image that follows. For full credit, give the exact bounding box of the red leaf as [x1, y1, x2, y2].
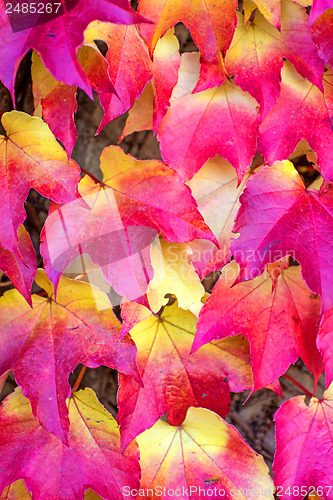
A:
[157, 57, 259, 182]
[273, 383, 333, 499]
[0, 0, 149, 100]
[225, 0, 323, 119]
[41, 146, 216, 303]
[118, 300, 252, 451]
[0, 111, 80, 255]
[231, 160, 333, 313]
[0, 387, 140, 500]
[259, 62, 333, 182]
[138, 0, 237, 90]
[0, 270, 140, 443]
[193, 260, 322, 392]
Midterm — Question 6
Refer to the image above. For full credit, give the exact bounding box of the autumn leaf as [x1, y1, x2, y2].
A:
[0, 269, 140, 443]
[136, 407, 274, 499]
[193, 260, 322, 392]
[225, 1, 323, 118]
[117, 300, 252, 452]
[147, 238, 205, 316]
[186, 156, 252, 279]
[31, 44, 115, 156]
[0, 111, 81, 255]
[0, 226, 36, 306]
[0, 387, 140, 500]
[231, 160, 333, 313]
[138, 0, 237, 90]
[41, 146, 216, 303]
[273, 382, 333, 499]
[258, 62, 333, 182]
[157, 55, 259, 182]
[0, 0, 149, 100]
[83, 22, 152, 133]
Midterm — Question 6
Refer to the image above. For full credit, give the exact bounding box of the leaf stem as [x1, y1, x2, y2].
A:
[282, 374, 313, 398]
[71, 365, 87, 394]
[80, 168, 103, 185]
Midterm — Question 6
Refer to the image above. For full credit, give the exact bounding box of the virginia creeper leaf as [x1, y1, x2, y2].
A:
[147, 238, 205, 316]
[0, 0, 148, 100]
[317, 307, 333, 387]
[232, 160, 333, 313]
[137, 407, 274, 498]
[41, 146, 216, 303]
[186, 157, 252, 279]
[273, 382, 333, 499]
[225, 1, 324, 118]
[84, 22, 152, 133]
[0, 226, 36, 306]
[193, 260, 322, 391]
[259, 62, 333, 182]
[0, 387, 140, 500]
[118, 300, 252, 451]
[0, 111, 81, 255]
[118, 82, 154, 141]
[0, 269, 140, 443]
[157, 59, 259, 182]
[138, 0, 237, 90]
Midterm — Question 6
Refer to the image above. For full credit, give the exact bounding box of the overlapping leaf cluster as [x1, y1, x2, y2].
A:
[0, 0, 333, 498]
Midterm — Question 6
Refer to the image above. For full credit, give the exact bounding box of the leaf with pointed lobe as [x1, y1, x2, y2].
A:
[118, 300, 252, 452]
[231, 160, 333, 313]
[259, 62, 333, 182]
[0, 111, 81, 256]
[0, 226, 36, 306]
[0, 387, 140, 500]
[84, 22, 152, 133]
[41, 146, 216, 304]
[273, 382, 333, 499]
[137, 407, 274, 498]
[193, 260, 323, 392]
[0, 269, 140, 443]
[225, 1, 324, 119]
[157, 59, 259, 182]
[138, 0, 237, 90]
[147, 238, 205, 316]
[119, 48, 196, 141]
[186, 157, 252, 279]
[0, 0, 149, 101]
